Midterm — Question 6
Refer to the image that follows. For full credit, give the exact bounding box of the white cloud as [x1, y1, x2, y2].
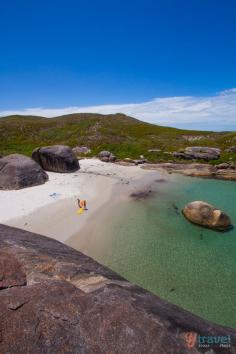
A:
[1, 88, 236, 131]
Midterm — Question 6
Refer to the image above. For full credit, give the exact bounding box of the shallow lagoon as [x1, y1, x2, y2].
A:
[72, 175, 236, 328]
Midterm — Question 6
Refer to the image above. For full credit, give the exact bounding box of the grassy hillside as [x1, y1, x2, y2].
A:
[0, 113, 236, 164]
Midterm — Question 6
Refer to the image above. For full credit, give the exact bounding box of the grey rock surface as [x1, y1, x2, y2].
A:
[32, 145, 79, 172]
[182, 201, 232, 230]
[173, 147, 221, 161]
[0, 154, 48, 190]
[98, 150, 117, 162]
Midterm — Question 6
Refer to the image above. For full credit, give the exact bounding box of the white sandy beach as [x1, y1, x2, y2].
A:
[0, 159, 160, 243]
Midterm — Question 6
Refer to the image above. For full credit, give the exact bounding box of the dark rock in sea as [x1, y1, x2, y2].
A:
[173, 147, 221, 161]
[0, 154, 48, 190]
[0, 224, 235, 353]
[155, 178, 167, 183]
[130, 190, 153, 200]
[182, 201, 232, 231]
[172, 203, 180, 215]
[32, 145, 79, 173]
[98, 150, 116, 162]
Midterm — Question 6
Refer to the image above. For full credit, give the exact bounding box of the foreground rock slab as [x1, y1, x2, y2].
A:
[0, 154, 48, 190]
[182, 201, 232, 231]
[0, 224, 235, 353]
[32, 145, 79, 173]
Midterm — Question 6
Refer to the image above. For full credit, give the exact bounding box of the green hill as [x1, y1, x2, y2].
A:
[0, 113, 236, 164]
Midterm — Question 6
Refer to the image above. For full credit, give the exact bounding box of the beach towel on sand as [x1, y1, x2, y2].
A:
[77, 208, 84, 215]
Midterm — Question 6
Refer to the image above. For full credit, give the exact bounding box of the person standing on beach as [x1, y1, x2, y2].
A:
[80, 199, 87, 210]
[77, 198, 87, 210]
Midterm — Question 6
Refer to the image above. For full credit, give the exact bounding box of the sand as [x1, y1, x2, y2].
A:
[0, 159, 160, 243]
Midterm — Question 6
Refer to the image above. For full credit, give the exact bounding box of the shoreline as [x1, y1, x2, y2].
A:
[1, 158, 234, 248]
[1, 159, 161, 244]
[66, 169, 159, 251]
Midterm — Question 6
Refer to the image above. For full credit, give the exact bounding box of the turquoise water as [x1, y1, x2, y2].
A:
[70, 175, 236, 328]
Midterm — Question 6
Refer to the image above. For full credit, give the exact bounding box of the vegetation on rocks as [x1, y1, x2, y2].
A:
[0, 113, 236, 164]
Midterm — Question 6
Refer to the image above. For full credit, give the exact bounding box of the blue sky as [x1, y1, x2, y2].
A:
[1, 0, 236, 130]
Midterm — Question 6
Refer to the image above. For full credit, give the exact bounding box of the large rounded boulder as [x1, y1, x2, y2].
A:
[32, 145, 79, 173]
[182, 201, 232, 231]
[0, 154, 48, 190]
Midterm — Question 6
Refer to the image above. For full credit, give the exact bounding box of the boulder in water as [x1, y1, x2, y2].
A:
[182, 201, 232, 230]
[0, 154, 48, 190]
[32, 145, 79, 172]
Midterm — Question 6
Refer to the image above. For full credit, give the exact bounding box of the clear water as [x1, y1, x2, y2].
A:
[70, 175, 236, 328]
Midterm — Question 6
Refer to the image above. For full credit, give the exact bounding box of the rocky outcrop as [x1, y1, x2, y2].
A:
[32, 145, 79, 172]
[182, 201, 232, 231]
[216, 163, 232, 169]
[216, 163, 235, 170]
[173, 147, 221, 161]
[0, 154, 48, 190]
[98, 150, 116, 162]
[142, 163, 236, 181]
[0, 225, 235, 353]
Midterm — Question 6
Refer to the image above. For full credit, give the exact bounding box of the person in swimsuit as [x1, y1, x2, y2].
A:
[78, 199, 87, 210]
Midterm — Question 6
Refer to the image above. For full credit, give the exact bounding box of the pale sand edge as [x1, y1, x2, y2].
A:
[1, 159, 162, 243]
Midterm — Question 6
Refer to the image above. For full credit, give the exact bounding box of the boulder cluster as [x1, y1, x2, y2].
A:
[0, 145, 79, 190]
